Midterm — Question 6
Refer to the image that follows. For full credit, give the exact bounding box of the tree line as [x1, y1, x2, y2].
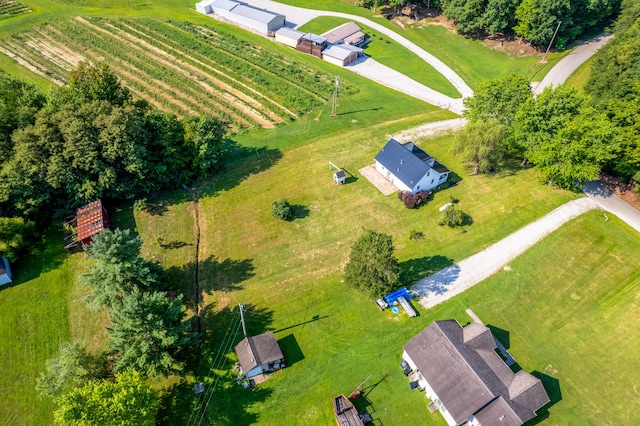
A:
[455, 0, 640, 189]
[0, 62, 225, 262]
[360, 0, 620, 48]
[0, 62, 225, 224]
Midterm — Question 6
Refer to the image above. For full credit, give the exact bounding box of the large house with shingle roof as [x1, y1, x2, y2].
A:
[402, 320, 550, 426]
[374, 138, 449, 194]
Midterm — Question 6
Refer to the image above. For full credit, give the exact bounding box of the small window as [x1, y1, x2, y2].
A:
[431, 179, 434, 184]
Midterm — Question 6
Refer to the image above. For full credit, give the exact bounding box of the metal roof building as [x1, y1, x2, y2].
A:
[275, 27, 304, 48]
[322, 44, 362, 67]
[228, 4, 285, 34]
[321, 21, 366, 46]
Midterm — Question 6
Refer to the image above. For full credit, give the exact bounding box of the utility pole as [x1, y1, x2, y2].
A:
[239, 303, 247, 337]
[331, 76, 340, 117]
[543, 21, 562, 62]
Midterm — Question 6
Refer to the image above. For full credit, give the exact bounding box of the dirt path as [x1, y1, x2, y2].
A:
[413, 198, 598, 308]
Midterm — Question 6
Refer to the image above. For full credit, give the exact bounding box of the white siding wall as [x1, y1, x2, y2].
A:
[412, 169, 448, 193]
[230, 14, 269, 33]
[374, 161, 412, 192]
[323, 54, 345, 67]
[275, 34, 300, 48]
[196, 1, 214, 14]
[266, 16, 285, 32]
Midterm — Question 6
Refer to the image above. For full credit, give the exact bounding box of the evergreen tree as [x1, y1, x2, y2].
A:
[344, 230, 399, 297]
[81, 228, 165, 311]
[36, 342, 106, 400]
[108, 288, 197, 378]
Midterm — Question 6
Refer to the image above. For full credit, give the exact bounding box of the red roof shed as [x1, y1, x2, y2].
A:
[76, 200, 109, 244]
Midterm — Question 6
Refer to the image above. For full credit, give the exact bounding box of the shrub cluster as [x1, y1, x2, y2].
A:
[397, 190, 429, 209]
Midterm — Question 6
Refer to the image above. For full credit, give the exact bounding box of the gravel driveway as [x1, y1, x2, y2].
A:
[534, 34, 613, 94]
[413, 198, 598, 308]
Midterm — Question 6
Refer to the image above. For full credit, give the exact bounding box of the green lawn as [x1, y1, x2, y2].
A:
[159, 125, 576, 423]
[455, 211, 640, 424]
[298, 16, 459, 98]
[0, 230, 91, 425]
[564, 56, 594, 91]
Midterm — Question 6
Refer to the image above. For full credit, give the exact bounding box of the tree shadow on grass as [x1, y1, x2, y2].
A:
[199, 255, 255, 295]
[0, 227, 69, 292]
[291, 204, 310, 220]
[524, 372, 562, 425]
[399, 255, 455, 286]
[198, 140, 282, 198]
[167, 255, 255, 310]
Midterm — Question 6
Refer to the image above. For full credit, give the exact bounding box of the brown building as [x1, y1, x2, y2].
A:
[296, 33, 328, 58]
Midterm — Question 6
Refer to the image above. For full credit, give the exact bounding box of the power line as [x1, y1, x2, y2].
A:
[186, 307, 242, 426]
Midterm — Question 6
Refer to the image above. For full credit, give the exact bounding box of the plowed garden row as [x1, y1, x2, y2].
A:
[0, 17, 350, 131]
[0, 0, 30, 20]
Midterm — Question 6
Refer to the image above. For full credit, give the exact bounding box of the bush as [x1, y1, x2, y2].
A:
[271, 199, 293, 221]
[133, 198, 148, 212]
[409, 230, 424, 240]
[438, 206, 466, 227]
[397, 190, 430, 209]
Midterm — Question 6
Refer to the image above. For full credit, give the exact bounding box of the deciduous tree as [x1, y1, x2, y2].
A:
[0, 216, 35, 261]
[453, 120, 505, 174]
[53, 370, 158, 426]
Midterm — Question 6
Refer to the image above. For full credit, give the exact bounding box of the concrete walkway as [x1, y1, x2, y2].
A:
[534, 34, 613, 94]
[413, 198, 598, 309]
[239, 0, 473, 100]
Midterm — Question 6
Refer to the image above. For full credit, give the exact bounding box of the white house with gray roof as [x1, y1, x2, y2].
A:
[402, 320, 550, 426]
[374, 138, 449, 194]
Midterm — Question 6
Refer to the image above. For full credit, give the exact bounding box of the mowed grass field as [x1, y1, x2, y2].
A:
[130, 122, 579, 423]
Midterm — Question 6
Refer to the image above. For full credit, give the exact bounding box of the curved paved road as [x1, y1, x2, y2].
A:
[534, 34, 613, 94]
[240, 0, 473, 99]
